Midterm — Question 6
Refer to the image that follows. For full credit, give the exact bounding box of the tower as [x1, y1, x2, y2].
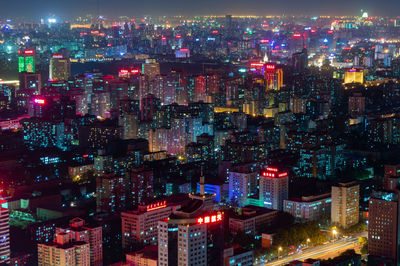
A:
[259, 167, 289, 210]
[49, 53, 71, 81]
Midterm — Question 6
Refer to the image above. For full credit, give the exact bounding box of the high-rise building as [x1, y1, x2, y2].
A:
[55, 218, 103, 266]
[368, 191, 400, 264]
[142, 60, 160, 81]
[259, 167, 289, 210]
[0, 199, 10, 264]
[96, 173, 127, 213]
[264, 63, 283, 91]
[348, 93, 365, 118]
[129, 167, 154, 206]
[331, 182, 359, 228]
[19, 72, 41, 95]
[228, 169, 259, 207]
[121, 200, 179, 249]
[38, 232, 90, 266]
[49, 54, 71, 81]
[158, 211, 224, 266]
[344, 68, 364, 84]
[18, 49, 36, 73]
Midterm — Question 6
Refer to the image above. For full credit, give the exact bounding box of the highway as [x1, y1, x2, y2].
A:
[261, 237, 358, 266]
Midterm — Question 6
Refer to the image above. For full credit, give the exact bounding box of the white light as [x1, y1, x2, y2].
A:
[48, 18, 56, 23]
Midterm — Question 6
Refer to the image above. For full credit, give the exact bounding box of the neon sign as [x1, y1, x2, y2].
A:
[131, 69, 139, 74]
[266, 167, 278, 172]
[24, 50, 34, 55]
[197, 213, 223, 224]
[265, 64, 276, 70]
[250, 63, 264, 67]
[260, 39, 269, 43]
[34, 99, 45, 105]
[146, 201, 167, 212]
[292, 33, 302, 38]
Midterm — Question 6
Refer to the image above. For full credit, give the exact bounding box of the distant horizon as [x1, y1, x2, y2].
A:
[1, 0, 400, 20]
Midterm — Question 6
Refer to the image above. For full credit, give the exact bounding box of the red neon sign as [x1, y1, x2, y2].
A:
[34, 99, 45, 105]
[197, 213, 222, 224]
[131, 69, 139, 74]
[278, 172, 288, 177]
[266, 167, 278, 172]
[180, 48, 189, 52]
[328, 30, 334, 34]
[212, 30, 218, 34]
[265, 64, 276, 70]
[310, 29, 316, 33]
[250, 63, 264, 67]
[146, 201, 167, 212]
[161, 37, 166, 40]
[176, 35, 182, 39]
[260, 39, 269, 43]
[24, 50, 34, 55]
[293, 33, 302, 38]
[343, 47, 351, 50]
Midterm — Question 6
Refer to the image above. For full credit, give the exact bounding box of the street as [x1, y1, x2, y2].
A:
[260, 237, 359, 266]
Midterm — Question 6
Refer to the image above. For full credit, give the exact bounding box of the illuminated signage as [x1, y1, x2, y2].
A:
[161, 37, 167, 40]
[146, 201, 167, 212]
[212, 30, 218, 34]
[34, 99, 45, 105]
[52, 54, 63, 59]
[292, 33, 302, 38]
[250, 63, 264, 68]
[266, 167, 278, 172]
[131, 69, 139, 74]
[180, 48, 189, 52]
[197, 213, 223, 224]
[24, 50, 34, 55]
[348, 68, 357, 72]
[260, 39, 269, 43]
[265, 64, 276, 70]
[176, 35, 182, 39]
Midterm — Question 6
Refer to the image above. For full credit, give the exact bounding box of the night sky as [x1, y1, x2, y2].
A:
[1, 0, 400, 19]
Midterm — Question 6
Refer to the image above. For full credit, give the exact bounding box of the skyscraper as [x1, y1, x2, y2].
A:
[265, 63, 283, 91]
[49, 53, 71, 81]
[0, 199, 10, 264]
[259, 167, 289, 210]
[331, 182, 359, 228]
[368, 191, 399, 264]
[18, 49, 36, 73]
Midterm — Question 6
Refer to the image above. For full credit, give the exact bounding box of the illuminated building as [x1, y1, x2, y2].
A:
[158, 212, 224, 266]
[129, 167, 154, 206]
[331, 182, 359, 228]
[96, 173, 127, 213]
[19, 72, 41, 95]
[265, 63, 283, 91]
[348, 93, 365, 118]
[186, 133, 215, 163]
[142, 60, 160, 81]
[292, 48, 308, 73]
[56, 218, 103, 266]
[344, 68, 364, 84]
[121, 200, 179, 249]
[78, 123, 122, 149]
[368, 191, 399, 264]
[0, 199, 10, 264]
[18, 49, 36, 73]
[38, 232, 90, 266]
[283, 193, 331, 221]
[228, 168, 259, 207]
[140, 94, 161, 122]
[49, 54, 71, 81]
[223, 247, 254, 266]
[126, 245, 158, 266]
[228, 205, 278, 235]
[175, 48, 190, 58]
[259, 167, 289, 210]
[21, 118, 65, 148]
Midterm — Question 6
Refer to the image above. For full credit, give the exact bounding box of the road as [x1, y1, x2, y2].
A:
[262, 237, 359, 266]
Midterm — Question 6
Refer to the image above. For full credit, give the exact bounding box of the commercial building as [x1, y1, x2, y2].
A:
[228, 169, 259, 207]
[331, 182, 359, 228]
[344, 68, 364, 84]
[18, 49, 36, 73]
[55, 217, 102, 266]
[284, 193, 331, 221]
[126, 245, 158, 266]
[259, 167, 289, 210]
[0, 199, 10, 264]
[265, 63, 283, 91]
[229, 205, 279, 235]
[49, 53, 71, 81]
[38, 232, 90, 266]
[368, 191, 400, 263]
[121, 200, 182, 249]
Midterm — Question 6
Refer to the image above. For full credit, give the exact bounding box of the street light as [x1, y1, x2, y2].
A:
[278, 246, 282, 258]
[332, 228, 338, 239]
[307, 238, 310, 247]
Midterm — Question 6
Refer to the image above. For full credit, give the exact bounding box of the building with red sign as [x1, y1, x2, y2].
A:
[260, 167, 289, 210]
